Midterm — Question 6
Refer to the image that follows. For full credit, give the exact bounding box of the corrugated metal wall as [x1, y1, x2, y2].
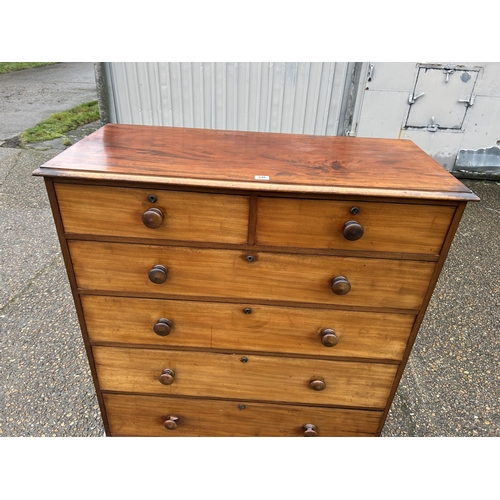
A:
[103, 62, 355, 136]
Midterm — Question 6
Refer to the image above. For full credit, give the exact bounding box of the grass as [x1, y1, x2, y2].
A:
[0, 62, 56, 74]
[20, 101, 100, 144]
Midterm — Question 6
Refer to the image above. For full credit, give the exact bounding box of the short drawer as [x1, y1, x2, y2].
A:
[93, 346, 398, 408]
[70, 241, 435, 310]
[83, 296, 415, 361]
[55, 184, 250, 244]
[256, 197, 455, 255]
[103, 393, 383, 437]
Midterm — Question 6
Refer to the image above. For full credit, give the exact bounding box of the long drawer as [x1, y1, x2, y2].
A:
[256, 197, 455, 254]
[103, 393, 383, 437]
[83, 296, 415, 361]
[70, 241, 435, 310]
[93, 346, 398, 408]
[55, 184, 250, 244]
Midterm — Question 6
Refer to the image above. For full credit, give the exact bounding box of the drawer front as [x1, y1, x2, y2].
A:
[256, 197, 455, 254]
[83, 296, 415, 361]
[93, 347, 398, 408]
[55, 184, 250, 244]
[70, 241, 435, 310]
[103, 393, 383, 437]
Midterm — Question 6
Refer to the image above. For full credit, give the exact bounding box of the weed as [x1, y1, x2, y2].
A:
[20, 101, 100, 144]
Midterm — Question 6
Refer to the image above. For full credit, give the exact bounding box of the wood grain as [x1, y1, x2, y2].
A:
[256, 197, 455, 254]
[55, 183, 250, 244]
[35, 124, 479, 201]
[103, 393, 383, 437]
[69, 241, 435, 310]
[43, 178, 112, 435]
[82, 295, 415, 361]
[93, 346, 398, 408]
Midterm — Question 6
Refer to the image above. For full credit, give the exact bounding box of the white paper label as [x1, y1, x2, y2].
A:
[255, 175, 270, 180]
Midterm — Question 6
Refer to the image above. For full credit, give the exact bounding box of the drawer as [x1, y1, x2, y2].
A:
[256, 197, 455, 254]
[83, 296, 415, 361]
[70, 241, 435, 310]
[55, 184, 250, 244]
[103, 393, 383, 437]
[93, 346, 398, 408]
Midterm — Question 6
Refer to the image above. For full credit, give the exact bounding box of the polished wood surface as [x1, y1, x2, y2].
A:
[82, 296, 415, 361]
[256, 197, 456, 254]
[35, 124, 479, 201]
[94, 346, 398, 408]
[69, 241, 435, 309]
[55, 184, 249, 244]
[103, 393, 383, 437]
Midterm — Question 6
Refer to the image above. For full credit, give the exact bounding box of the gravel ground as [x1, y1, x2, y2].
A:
[0, 146, 104, 436]
[1, 139, 498, 436]
[381, 178, 500, 436]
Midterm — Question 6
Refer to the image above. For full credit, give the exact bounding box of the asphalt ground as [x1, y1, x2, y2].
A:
[0, 62, 97, 142]
[0, 63, 499, 437]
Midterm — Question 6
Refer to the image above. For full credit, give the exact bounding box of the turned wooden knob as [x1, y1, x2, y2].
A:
[142, 208, 164, 229]
[163, 415, 179, 430]
[303, 424, 318, 437]
[153, 318, 172, 336]
[159, 368, 175, 385]
[343, 220, 364, 241]
[331, 276, 351, 295]
[310, 378, 326, 391]
[321, 328, 339, 347]
[149, 264, 168, 284]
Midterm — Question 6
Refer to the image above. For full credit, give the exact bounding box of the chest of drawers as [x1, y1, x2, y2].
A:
[34, 124, 478, 437]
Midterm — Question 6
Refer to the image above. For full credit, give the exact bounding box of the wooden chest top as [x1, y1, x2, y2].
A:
[34, 124, 478, 201]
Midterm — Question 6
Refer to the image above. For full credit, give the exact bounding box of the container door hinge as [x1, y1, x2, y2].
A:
[458, 95, 475, 107]
[367, 63, 375, 82]
[408, 92, 425, 104]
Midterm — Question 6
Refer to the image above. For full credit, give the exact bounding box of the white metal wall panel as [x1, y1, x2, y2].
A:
[103, 62, 354, 136]
[352, 62, 500, 175]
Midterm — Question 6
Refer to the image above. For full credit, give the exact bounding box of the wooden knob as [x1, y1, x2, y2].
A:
[343, 220, 364, 241]
[321, 328, 339, 347]
[149, 264, 168, 284]
[142, 208, 164, 229]
[331, 276, 351, 295]
[310, 378, 326, 391]
[163, 415, 179, 430]
[153, 318, 172, 336]
[159, 368, 175, 385]
[303, 424, 318, 437]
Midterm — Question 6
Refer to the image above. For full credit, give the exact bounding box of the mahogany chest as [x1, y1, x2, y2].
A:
[34, 124, 478, 436]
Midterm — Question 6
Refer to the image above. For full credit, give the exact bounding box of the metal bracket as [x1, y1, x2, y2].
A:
[408, 92, 425, 104]
[443, 67, 455, 83]
[367, 63, 375, 82]
[458, 95, 475, 107]
[427, 117, 439, 132]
